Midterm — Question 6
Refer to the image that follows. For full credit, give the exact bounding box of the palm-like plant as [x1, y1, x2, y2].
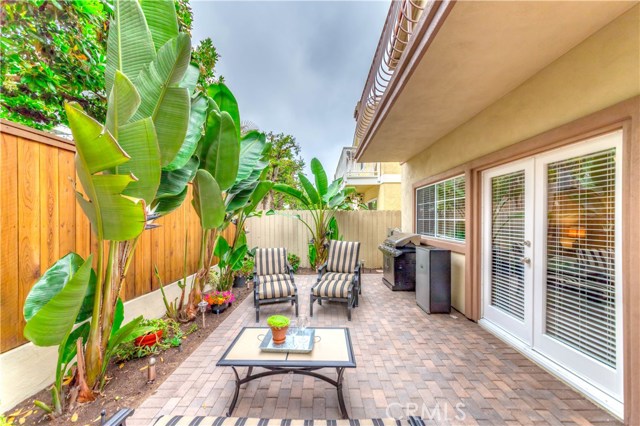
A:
[274, 158, 355, 269]
[22, 0, 199, 411]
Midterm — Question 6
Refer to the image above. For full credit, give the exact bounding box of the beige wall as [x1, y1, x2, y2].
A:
[377, 183, 402, 211]
[401, 6, 639, 314]
[381, 162, 401, 174]
[362, 186, 379, 204]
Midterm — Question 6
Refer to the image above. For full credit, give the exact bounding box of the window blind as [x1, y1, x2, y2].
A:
[416, 175, 465, 242]
[490, 170, 526, 320]
[545, 148, 617, 368]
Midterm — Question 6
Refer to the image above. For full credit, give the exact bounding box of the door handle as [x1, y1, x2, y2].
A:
[523, 240, 531, 247]
[520, 257, 531, 265]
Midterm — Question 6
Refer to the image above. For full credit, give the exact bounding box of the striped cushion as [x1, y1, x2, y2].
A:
[323, 272, 356, 283]
[578, 248, 613, 272]
[256, 248, 288, 275]
[258, 277, 296, 300]
[154, 417, 416, 426]
[313, 278, 351, 298]
[326, 241, 360, 273]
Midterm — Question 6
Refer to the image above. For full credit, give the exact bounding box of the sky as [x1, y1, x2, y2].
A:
[190, 1, 390, 178]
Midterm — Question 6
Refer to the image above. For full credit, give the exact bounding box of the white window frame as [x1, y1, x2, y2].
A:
[415, 174, 466, 243]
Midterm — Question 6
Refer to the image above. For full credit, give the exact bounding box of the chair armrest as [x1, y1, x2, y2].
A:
[317, 262, 328, 281]
[286, 262, 295, 281]
[102, 408, 134, 426]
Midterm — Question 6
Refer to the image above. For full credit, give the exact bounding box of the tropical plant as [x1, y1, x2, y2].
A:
[236, 257, 255, 279]
[22, 0, 198, 412]
[273, 158, 356, 269]
[287, 253, 301, 273]
[184, 85, 272, 311]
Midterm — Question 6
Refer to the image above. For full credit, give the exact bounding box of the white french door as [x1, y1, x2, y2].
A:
[482, 159, 534, 344]
[481, 131, 623, 409]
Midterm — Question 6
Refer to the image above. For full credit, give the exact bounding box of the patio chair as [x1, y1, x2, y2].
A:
[253, 248, 299, 322]
[310, 240, 362, 321]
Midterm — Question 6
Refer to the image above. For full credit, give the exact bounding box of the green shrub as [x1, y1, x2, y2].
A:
[287, 253, 300, 273]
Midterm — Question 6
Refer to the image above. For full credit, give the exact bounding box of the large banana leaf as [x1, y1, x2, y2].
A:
[310, 158, 328, 198]
[23, 256, 93, 346]
[273, 183, 310, 207]
[200, 108, 239, 190]
[323, 178, 343, 203]
[105, 0, 155, 94]
[192, 169, 225, 229]
[24, 253, 96, 324]
[139, 0, 178, 52]
[208, 83, 240, 138]
[244, 181, 274, 214]
[66, 103, 146, 241]
[298, 173, 320, 206]
[115, 118, 161, 204]
[156, 156, 198, 198]
[133, 34, 191, 167]
[105, 71, 140, 135]
[153, 186, 188, 217]
[235, 131, 267, 183]
[105, 71, 161, 204]
[164, 91, 207, 171]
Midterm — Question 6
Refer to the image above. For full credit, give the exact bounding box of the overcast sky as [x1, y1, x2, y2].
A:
[191, 1, 390, 178]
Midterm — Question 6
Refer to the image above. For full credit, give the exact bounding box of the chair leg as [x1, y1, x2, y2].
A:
[347, 304, 352, 321]
[255, 301, 260, 323]
[309, 295, 314, 317]
[295, 295, 299, 317]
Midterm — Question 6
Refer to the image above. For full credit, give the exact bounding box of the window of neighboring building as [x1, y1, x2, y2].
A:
[416, 175, 465, 242]
[367, 199, 378, 210]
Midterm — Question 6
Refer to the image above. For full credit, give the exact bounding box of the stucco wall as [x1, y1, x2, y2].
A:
[401, 6, 639, 316]
[381, 162, 401, 174]
[362, 186, 380, 204]
[378, 183, 402, 210]
[402, 5, 639, 229]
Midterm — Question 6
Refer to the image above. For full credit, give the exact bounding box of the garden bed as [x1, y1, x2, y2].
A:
[6, 286, 251, 426]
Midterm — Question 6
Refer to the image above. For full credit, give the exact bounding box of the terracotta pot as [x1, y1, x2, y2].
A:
[270, 326, 289, 345]
[134, 330, 163, 347]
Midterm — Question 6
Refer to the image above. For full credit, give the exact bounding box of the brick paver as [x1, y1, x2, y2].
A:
[128, 274, 620, 425]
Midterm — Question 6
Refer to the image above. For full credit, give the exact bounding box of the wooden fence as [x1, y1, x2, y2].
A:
[0, 120, 231, 353]
[244, 210, 401, 269]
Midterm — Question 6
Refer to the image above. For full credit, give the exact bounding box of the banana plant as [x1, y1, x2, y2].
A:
[274, 158, 356, 269]
[23, 0, 200, 410]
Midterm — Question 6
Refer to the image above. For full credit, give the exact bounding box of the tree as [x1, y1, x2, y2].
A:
[0, 0, 220, 131]
[261, 132, 306, 210]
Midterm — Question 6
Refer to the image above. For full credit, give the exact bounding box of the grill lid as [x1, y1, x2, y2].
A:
[383, 230, 421, 247]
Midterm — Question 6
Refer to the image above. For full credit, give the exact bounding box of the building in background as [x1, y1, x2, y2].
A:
[334, 146, 401, 210]
[353, 0, 639, 422]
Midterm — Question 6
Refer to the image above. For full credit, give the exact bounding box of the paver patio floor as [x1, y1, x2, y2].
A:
[129, 274, 619, 425]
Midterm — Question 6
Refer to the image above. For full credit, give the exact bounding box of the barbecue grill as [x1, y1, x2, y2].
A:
[378, 230, 421, 291]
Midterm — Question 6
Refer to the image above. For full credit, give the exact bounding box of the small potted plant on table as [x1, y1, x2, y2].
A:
[206, 290, 236, 314]
[267, 315, 290, 345]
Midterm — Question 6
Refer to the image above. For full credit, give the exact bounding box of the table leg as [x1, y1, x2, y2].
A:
[336, 367, 348, 419]
[243, 366, 254, 387]
[228, 367, 241, 416]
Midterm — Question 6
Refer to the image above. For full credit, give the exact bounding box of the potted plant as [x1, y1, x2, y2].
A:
[134, 319, 167, 348]
[205, 290, 236, 314]
[267, 315, 290, 345]
[287, 253, 300, 274]
[234, 257, 254, 287]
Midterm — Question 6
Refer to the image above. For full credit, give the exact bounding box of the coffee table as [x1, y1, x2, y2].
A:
[217, 327, 356, 418]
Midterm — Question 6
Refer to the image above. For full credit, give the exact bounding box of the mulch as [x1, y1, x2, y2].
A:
[6, 286, 251, 426]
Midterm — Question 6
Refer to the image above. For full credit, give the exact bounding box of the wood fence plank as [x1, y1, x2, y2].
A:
[1, 134, 20, 351]
[17, 139, 40, 348]
[58, 150, 75, 256]
[39, 144, 59, 274]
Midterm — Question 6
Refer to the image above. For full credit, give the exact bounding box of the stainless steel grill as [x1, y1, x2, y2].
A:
[378, 230, 421, 291]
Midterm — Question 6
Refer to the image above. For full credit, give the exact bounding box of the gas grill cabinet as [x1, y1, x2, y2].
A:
[415, 246, 451, 314]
